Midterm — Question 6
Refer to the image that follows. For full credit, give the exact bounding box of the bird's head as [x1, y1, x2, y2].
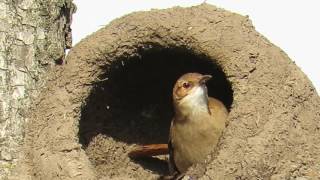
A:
[173, 73, 212, 116]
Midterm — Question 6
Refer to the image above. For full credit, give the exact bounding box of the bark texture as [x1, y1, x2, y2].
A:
[0, 0, 74, 178]
[11, 4, 320, 180]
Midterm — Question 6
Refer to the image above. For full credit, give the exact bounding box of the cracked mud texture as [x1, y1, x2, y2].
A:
[11, 4, 320, 180]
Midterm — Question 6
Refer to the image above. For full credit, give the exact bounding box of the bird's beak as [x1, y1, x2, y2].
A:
[199, 74, 212, 84]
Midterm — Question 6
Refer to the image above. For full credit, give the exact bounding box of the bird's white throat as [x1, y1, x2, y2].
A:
[178, 85, 209, 117]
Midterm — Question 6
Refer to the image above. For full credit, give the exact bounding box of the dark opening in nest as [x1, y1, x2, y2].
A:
[78, 46, 233, 176]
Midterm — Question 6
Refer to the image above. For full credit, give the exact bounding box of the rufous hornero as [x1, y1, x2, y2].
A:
[129, 73, 228, 178]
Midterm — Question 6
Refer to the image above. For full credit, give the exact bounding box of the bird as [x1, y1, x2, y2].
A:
[168, 72, 228, 175]
[129, 72, 228, 178]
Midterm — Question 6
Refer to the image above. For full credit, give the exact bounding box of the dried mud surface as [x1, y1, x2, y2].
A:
[11, 4, 320, 180]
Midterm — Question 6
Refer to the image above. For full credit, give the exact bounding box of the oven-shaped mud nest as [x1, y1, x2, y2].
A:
[13, 4, 320, 180]
[79, 47, 233, 178]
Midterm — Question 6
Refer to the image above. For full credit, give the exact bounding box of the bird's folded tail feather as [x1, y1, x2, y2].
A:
[128, 144, 169, 158]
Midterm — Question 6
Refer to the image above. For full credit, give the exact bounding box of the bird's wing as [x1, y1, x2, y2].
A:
[168, 119, 179, 174]
[208, 97, 228, 116]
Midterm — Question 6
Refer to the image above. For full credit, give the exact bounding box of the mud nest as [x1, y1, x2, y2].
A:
[12, 4, 320, 180]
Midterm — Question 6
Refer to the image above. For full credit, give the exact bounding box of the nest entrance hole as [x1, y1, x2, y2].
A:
[79, 46, 233, 176]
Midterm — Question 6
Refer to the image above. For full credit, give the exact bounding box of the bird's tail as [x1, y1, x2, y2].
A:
[128, 144, 169, 158]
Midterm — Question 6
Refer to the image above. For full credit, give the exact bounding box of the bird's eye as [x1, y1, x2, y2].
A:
[182, 82, 191, 89]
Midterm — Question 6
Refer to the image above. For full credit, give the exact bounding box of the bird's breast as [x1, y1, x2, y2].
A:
[171, 113, 222, 172]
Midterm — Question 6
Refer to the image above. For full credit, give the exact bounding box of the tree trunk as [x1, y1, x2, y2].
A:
[0, 0, 74, 178]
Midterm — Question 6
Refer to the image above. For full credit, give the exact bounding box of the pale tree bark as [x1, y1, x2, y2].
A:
[0, 0, 75, 178]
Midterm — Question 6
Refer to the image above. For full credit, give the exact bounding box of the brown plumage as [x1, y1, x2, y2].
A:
[128, 72, 228, 177]
[128, 144, 168, 158]
[169, 72, 228, 173]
